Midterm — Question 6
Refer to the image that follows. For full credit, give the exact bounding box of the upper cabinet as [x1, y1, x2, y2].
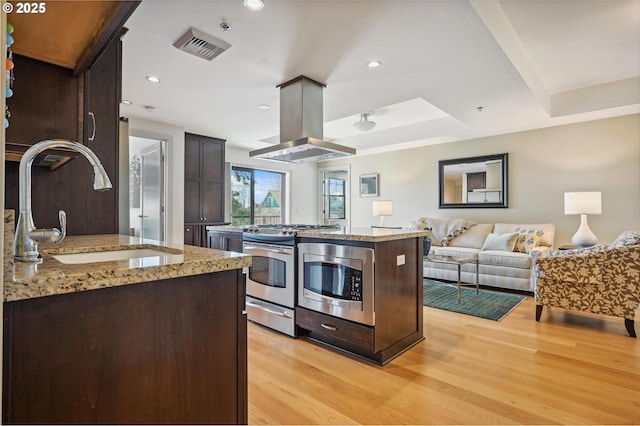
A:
[5, 1, 140, 166]
[184, 133, 226, 225]
[4, 1, 140, 235]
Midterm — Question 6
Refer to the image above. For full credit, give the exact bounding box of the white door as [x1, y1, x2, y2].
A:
[140, 142, 165, 241]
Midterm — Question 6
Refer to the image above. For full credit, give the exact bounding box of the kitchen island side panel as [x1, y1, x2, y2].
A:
[3, 269, 247, 425]
[373, 237, 423, 352]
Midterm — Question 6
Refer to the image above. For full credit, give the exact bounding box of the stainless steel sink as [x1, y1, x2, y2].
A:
[53, 248, 183, 265]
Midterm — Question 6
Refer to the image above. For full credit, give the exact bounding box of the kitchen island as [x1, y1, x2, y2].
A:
[3, 226, 252, 424]
[295, 227, 429, 365]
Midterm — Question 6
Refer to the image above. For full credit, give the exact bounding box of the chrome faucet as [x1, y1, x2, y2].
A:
[14, 139, 113, 262]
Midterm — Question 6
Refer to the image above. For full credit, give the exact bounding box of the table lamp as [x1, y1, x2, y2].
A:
[564, 191, 601, 248]
[372, 200, 393, 227]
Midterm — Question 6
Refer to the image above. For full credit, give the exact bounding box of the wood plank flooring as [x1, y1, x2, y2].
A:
[247, 293, 640, 424]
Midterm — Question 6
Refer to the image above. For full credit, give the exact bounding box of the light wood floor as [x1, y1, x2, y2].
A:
[247, 293, 640, 425]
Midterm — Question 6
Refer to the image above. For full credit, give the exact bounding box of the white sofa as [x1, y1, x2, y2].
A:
[423, 223, 555, 292]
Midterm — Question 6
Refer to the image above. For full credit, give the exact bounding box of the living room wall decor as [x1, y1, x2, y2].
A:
[360, 173, 379, 197]
[439, 153, 508, 208]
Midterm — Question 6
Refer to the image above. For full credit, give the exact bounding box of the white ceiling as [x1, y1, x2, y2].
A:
[120, 0, 640, 158]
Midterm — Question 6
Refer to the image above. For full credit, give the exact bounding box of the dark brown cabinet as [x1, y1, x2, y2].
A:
[4, 34, 123, 234]
[4, 2, 138, 235]
[296, 237, 424, 365]
[208, 230, 243, 253]
[184, 133, 226, 246]
[184, 224, 208, 247]
[3, 270, 248, 424]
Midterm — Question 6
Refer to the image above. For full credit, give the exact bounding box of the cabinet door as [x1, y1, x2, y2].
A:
[184, 225, 196, 246]
[81, 34, 120, 233]
[208, 231, 243, 253]
[184, 133, 225, 225]
[201, 139, 225, 223]
[184, 136, 203, 223]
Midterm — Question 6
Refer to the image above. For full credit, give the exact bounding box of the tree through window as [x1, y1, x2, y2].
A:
[231, 166, 285, 226]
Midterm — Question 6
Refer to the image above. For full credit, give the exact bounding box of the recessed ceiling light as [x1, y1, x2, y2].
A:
[121, 99, 132, 105]
[367, 61, 382, 69]
[146, 75, 160, 83]
[258, 104, 270, 110]
[244, 0, 264, 11]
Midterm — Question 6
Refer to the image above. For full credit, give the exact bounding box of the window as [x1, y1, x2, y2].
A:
[231, 166, 286, 227]
[324, 178, 345, 220]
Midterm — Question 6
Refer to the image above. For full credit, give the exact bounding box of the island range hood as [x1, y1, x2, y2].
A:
[249, 75, 356, 163]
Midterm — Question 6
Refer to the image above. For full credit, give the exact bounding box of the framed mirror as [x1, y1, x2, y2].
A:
[439, 153, 508, 208]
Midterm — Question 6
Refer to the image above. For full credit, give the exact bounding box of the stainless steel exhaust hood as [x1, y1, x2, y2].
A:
[249, 76, 356, 163]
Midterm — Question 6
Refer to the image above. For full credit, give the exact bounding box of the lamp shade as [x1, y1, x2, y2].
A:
[564, 192, 602, 215]
[372, 200, 392, 216]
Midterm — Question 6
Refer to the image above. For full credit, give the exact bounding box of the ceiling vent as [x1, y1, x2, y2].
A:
[173, 27, 231, 61]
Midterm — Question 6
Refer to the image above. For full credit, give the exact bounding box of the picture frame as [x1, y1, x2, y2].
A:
[438, 153, 508, 208]
[359, 173, 379, 197]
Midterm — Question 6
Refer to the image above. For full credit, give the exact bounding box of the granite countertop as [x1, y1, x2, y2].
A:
[4, 234, 252, 303]
[297, 227, 431, 242]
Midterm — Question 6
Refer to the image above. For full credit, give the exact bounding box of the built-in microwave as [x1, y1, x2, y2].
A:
[297, 243, 375, 325]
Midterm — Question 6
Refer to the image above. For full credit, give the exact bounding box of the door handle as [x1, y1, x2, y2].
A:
[246, 300, 293, 318]
[88, 112, 96, 141]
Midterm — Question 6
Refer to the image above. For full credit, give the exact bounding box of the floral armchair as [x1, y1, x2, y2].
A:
[533, 231, 640, 337]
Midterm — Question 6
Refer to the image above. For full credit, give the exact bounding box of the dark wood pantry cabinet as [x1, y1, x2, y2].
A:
[184, 132, 227, 246]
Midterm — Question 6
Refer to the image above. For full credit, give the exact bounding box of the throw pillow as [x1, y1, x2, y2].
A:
[513, 228, 545, 253]
[612, 230, 640, 248]
[481, 233, 518, 252]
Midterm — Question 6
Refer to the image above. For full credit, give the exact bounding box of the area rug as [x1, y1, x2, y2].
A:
[423, 280, 526, 321]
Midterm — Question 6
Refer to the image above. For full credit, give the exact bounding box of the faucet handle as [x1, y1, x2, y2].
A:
[56, 210, 67, 243]
[26, 211, 67, 244]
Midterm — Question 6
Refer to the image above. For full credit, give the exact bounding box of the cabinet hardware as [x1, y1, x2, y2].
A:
[88, 112, 96, 141]
[320, 323, 338, 331]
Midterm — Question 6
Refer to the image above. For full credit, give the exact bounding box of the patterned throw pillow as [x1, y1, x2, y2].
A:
[513, 228, 544, 253]
[612, 230, 640, 248]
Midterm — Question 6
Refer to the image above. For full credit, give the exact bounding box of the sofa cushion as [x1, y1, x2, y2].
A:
[479, 250, 532, 269]
[494, 223, 555, 247]
[481, 233, 518, 251]
[513, 228, 544, 253]
[433, 247, 480, 258]
[448, 223, 494, 249]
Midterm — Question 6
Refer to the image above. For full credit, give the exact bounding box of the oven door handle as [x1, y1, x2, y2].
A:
[246, 300, 293, 319]
[243, 245, 293, 256]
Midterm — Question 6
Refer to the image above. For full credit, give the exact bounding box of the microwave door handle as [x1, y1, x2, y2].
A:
[243, 245, 292, 256]
[246, 300, 293, 319]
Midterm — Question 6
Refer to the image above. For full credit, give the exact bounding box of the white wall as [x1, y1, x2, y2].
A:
[126, 117, 185, 244]
[321, 114, 640, 246]
[126, 114, 639, 247]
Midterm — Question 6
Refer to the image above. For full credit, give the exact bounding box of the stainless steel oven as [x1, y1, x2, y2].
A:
[298, 242, 375, 325]
[243, 239, 296, 336]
